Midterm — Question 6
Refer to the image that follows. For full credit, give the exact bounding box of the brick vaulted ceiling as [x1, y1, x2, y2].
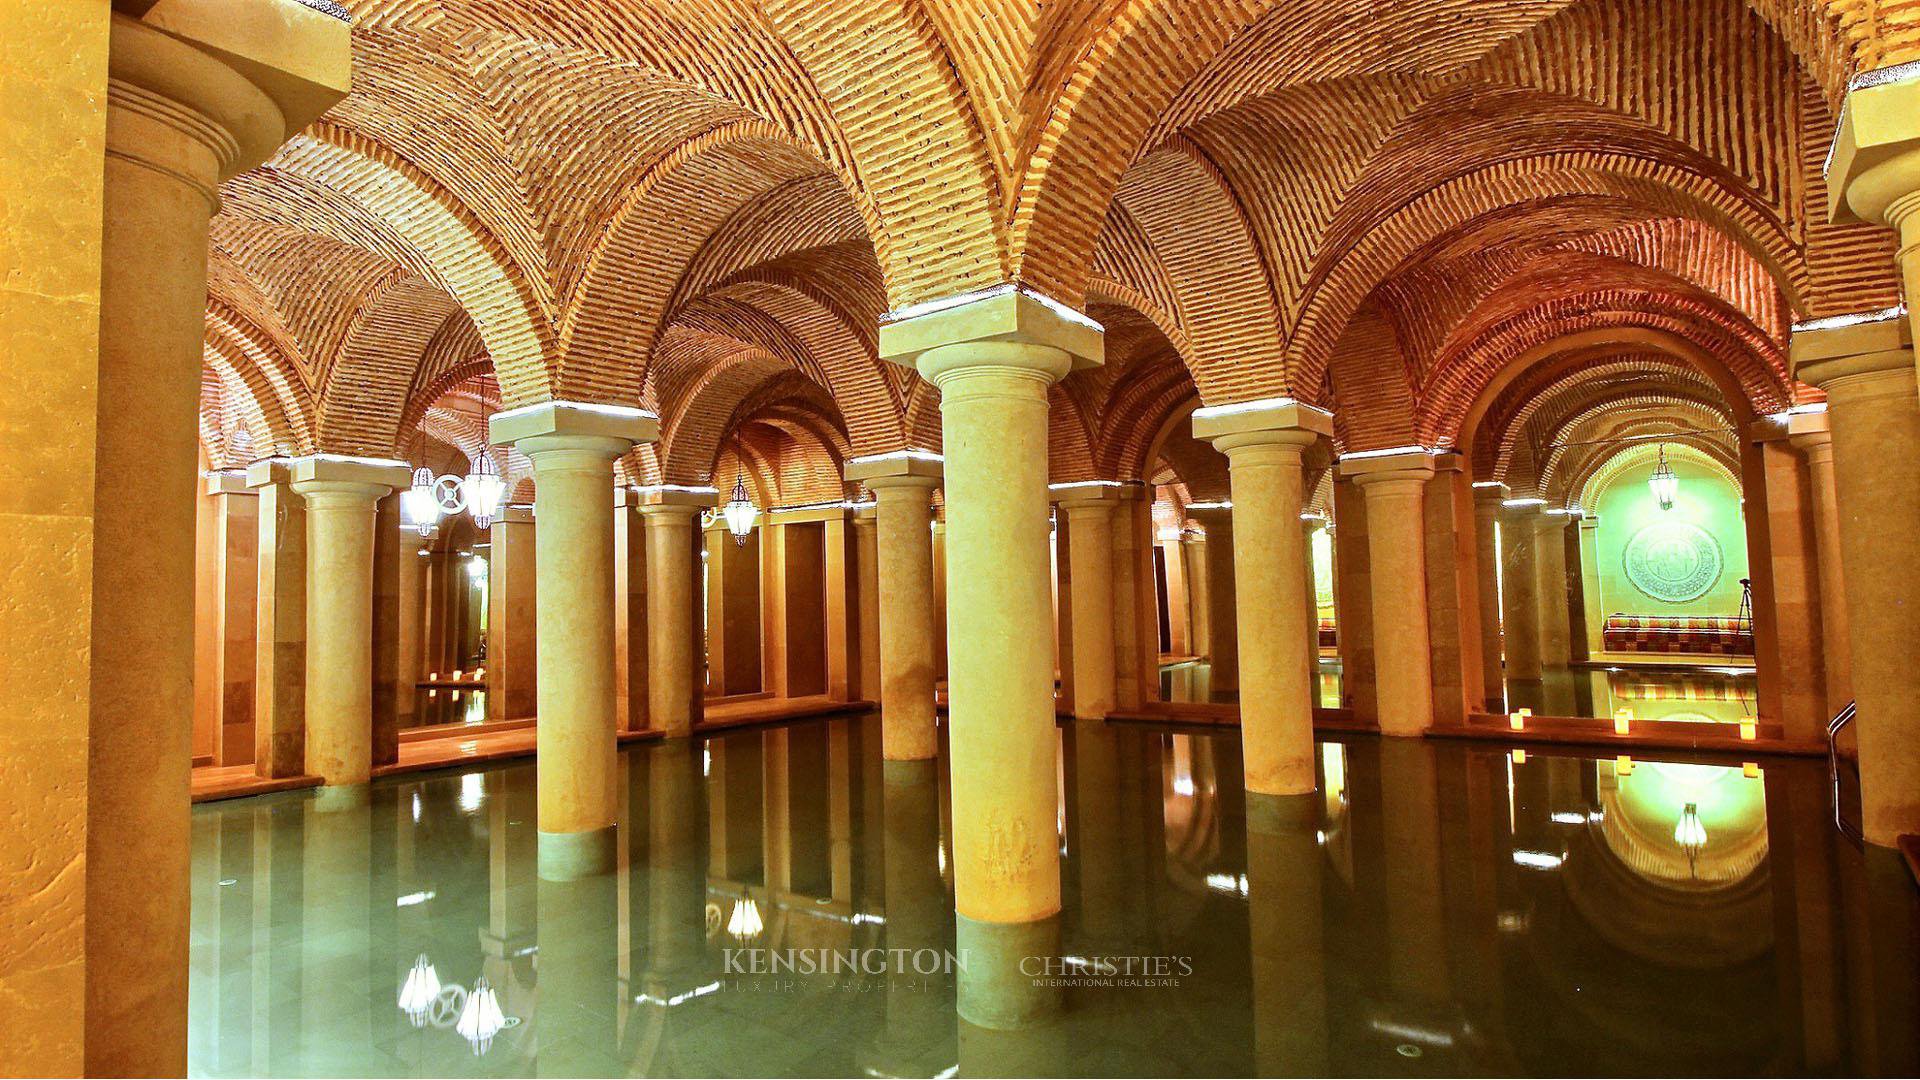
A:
[198, 0, 1916, 501]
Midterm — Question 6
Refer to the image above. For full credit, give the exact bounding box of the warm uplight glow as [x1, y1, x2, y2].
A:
[1742, 762, 1762, 779]
[1614, 708, 1632, 736]
[1616, 755, 1635, 776]
[1739, 719, 1757, 741]
[1510, 708, 1530, 731]
[1511, 748, 1527, 764]
[398, 955, 439, 1027]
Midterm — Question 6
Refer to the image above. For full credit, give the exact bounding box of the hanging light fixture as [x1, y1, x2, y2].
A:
[461, 452, 507, 530]
[721, 471, 757, 546]
[400, 467, 441, 537]
[456, 976, 507, 1054]
[726, 895, 764, 941]
[1648, 444, 1679, 511]
[398, 954, 440, 1027]
[1673, 800, 1707, 855]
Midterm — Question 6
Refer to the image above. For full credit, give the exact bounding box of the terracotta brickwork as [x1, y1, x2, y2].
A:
[192, 0, 1915, 502]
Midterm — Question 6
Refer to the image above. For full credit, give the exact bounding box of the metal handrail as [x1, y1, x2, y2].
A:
[1828, 699, 1862, 846]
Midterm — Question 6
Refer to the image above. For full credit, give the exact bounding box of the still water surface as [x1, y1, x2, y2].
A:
[189, 715, 1919, 1077]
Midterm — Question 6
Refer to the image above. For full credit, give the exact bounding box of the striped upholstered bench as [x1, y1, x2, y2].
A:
[1601, 613, 1753, 657]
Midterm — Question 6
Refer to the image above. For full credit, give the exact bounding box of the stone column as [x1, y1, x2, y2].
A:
[613, 489, 650, 732]
[847, 455, 944, 758]
[1499, 502, 1545, 684]
[640, 487, 718, 737]
[1793, 314, 1920, 846]
[1826, 66, 1920, 353]
[250, 460, 308, 778]
[1188, 504, 1239, 695]
[0, 12, 345, 1072]
[851, 503, 883, 702]
[1110, 485, 1154, 708]
[759, 507, 830, 697]
[878, 287, 1102, 1028]
[1344, 453, 1437, 736]
[485, 505, 537, 721]
[1185, 533, 1211, 655]
[395, 528, 425, 727]
[205, 471, 259, 765]
[1053, 485, 1119, 720]
[1789, 418, 1853, 715]
[705, 516, 762, 696]
[490, 402, 658, 879]
[1163, 530, 1193, 656]
[1194, 399, 1331, 798]
[292, 457, 409, 791]
[1472, 484, 1507, 710]
[1577, 516, 1606, 660]
[1533, 512, 1574, 670]
[824, 509, 856, 701]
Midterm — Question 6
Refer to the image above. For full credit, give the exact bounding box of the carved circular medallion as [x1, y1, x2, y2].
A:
[1623, 521, 1722, 603]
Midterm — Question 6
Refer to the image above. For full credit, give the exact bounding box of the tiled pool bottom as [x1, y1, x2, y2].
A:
[190, 716, 1920, 1077]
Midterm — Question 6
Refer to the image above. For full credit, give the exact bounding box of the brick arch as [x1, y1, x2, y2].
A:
[233, 128, 557, 407]
[1292, 153, 1804, 400]
[559, 121, 886, 405]
[202, 306, 312, 455]
[1538, 400, 1741, 506]
[1572, 437, 1742, 515]
[317, 274, 466, 456]
[1474, 353, 1726, 481]
[1096, 355, 1203, 483]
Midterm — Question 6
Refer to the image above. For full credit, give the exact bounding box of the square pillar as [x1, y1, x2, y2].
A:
[487, 505, 537, 722]
[249, 460, 308, 779]
[205, 471, 259, 765]
[614, 489, 649, 732]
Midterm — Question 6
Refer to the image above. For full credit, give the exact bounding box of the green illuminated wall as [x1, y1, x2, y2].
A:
[1591, 455, 1748, 618]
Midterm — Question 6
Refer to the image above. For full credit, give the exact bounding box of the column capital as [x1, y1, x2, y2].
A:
[287, 454, 410, 493]
[489, 401, 660, 449]
[1190, 397, 1332, 455]
[203, 469, 253, 496]
[848, 450, 944, 486]
[878, 284, 1103, 374]
[1471, 481, 1510, 506]
[633, 485, 719, 517]
[1791, 307, 1913, 389]
[1050, 481, 1123, 508]
[1339, 447, 1437, 484]
[1185, 502, 1234, 530]
[763, 502, 850, 525]
[107, 4, 350, 190]
[1825, 61, 1920, 227]
[1498, 497, 1549, 521]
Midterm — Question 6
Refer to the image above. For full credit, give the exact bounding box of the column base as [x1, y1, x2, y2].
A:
[312, 783, 370, 813]
[538, 826, 616, 881]
[956, 912, 1061, 1030]
[1246, 791, 1321, 836]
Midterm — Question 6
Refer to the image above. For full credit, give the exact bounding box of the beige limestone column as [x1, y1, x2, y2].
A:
[1189, 504, 1239, 695]
[395, 528, 425, 727]
[1533, 512, 1574, 670]
[878, 287, 1103, 1028]
[486, 505, 537, 722]
[490, 402, 657, 879]
[205, 471, 259, 765]
[1052, 485, 1120, 720]
[1185, 534, 1211, 655]
[1194, 400, 1332, 797]
[293, 456, 409, 791]
[1345, 454, 1437, 736]
[824, 510, 856, 700]
[1577, 516, 1605, 659]
[705, 516, 763, 696]
[1110, 485, 1153, 708]
[759, 507, 830, 697]
[1499, 502, 1545, 683]
[846, 456, 943, 758]
[1789, 419, 1853, 715]
[249, 460, 308, 778]
[613, 489, 649, 732]
[1793, 315, 1920, 846]
[1825, 66, 1920, 353]
[0, 12, 344, 1072]
[1472, 484, 1507, 709]
[1163, 531, 1193, 656]
[851, 504, 883, 701]
[640, 487, 718, 737]
[369, 495, 402, 766]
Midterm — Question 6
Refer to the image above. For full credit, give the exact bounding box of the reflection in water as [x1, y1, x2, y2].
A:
[1506, 666, 1759, 723]
[1162, 660, 1344, 708]
[404, 686, 491, 731]
[190, 716, 1920, 1076]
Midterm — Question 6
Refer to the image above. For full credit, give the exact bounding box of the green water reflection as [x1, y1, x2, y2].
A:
[189, 717, 1919, 1077]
